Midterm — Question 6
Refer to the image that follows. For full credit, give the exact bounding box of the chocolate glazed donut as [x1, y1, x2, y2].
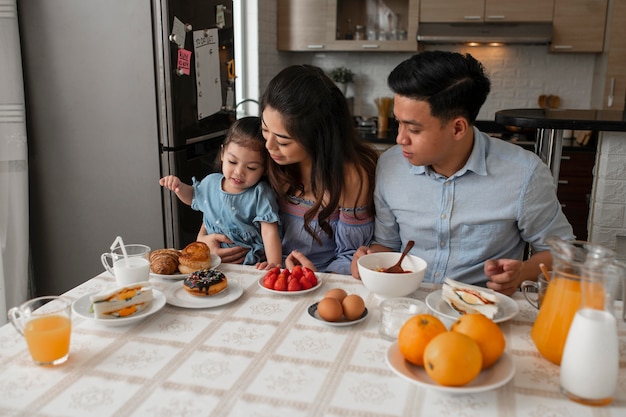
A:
[183, 269, 228, 296]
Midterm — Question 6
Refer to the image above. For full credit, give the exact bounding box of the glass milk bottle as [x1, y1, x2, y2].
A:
[560, 259, 624, 406]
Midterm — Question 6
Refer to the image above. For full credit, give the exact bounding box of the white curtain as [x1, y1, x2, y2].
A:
[0, 0, 29, 323]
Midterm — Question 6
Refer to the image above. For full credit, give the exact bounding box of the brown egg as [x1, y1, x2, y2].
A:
[342, 294, 365, 321]
[317, 297, 343, 322]
[324, 288, 348, 302]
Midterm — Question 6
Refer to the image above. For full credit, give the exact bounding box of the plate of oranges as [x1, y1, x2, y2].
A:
[385, 313, 515, 393]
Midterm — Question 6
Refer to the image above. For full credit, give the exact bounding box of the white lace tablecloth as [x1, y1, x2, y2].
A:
[0, 263, 624, 416]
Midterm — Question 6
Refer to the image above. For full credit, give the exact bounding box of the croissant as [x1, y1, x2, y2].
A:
[150, 249, 180, 275]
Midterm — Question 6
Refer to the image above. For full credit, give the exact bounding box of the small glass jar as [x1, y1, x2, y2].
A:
[379, 297, 428, 340]
[367, 28, 377, 41]
[354, 25, 365, 41]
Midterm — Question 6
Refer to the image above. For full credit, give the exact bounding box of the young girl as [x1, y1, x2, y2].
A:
[160, 116, 282, 267]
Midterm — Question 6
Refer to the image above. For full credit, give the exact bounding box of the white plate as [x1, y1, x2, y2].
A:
[425, 289, 520, 323]
[257, 273, 323, 295]
[164, 281, 243, 308]
[149, 254, 221, 280]
[72, 289, 166, 327]
[386, 342, 515, 394]
[307, 302, 368, 327]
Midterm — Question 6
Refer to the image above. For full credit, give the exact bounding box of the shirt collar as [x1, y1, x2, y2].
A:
[408, 126, 488, 178]
[462, 126, 488, 177]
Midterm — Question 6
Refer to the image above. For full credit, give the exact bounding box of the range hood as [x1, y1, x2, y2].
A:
[417, 22, 552, 45]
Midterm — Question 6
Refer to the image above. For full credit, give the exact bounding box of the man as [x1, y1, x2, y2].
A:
[351, 51, 574, 295]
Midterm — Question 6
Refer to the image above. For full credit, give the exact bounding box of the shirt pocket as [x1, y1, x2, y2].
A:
[458, 221, 511, 265]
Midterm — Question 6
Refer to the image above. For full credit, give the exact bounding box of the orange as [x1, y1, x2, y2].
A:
[450, 313, 506, 369]
[423, 331, 483, 386]
[397, 314, 447, 366]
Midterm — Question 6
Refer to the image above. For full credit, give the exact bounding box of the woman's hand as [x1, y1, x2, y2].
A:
[196, 229, 248, 264]
[285, 250, 316, 271]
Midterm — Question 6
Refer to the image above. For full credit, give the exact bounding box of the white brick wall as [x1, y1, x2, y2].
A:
[590, 132, 626, 257]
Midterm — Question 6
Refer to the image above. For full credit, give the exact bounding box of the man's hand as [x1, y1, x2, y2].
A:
[484, 259, 523, 296]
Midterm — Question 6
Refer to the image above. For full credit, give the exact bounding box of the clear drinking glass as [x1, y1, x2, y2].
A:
[379, 297, 427, 340]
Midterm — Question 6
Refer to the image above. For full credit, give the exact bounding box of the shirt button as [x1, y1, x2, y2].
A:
[434, 272, 441, 278]
[440, 241, 445, 247]
[440, 214, 446, 219]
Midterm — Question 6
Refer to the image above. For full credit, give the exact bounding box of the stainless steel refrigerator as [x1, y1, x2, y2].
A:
[18, 0, 235, 295]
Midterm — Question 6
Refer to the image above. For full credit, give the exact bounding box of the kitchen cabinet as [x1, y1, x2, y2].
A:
[557, 148, 596, 241]
[599, 0, 626, 110]
[550, 0, 608, 53]
[419, 0, 554, 23]
[277, 0, 419, 52]
[277, 0, 331, 51]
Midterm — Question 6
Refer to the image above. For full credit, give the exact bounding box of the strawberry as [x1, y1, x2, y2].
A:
[303, 267, 318, 286]
[263, 274, 277, 289]
[291, 265, 303, 280]
[262, 267, 280, 289]
[282, 268, 291, 279]
[299, 276, 313, 290]
[287, 278, 302, 291]
[274, 276, 287, 291]
[267, 266, 281, 276]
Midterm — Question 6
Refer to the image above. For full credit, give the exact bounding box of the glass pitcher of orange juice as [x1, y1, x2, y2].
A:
[530, 237, 616, 365]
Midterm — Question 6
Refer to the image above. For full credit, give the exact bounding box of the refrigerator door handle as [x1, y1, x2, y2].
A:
[161, 143, 187, 152]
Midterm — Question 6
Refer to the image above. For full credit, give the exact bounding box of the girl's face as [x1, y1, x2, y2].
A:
[261, 106, 309, 166]
[220, 142, 265, 194]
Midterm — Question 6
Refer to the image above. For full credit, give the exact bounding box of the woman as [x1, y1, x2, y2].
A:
[199, 65, 378, 275]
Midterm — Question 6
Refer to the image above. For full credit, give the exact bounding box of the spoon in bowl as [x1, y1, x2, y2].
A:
[383, 240, 415, 273]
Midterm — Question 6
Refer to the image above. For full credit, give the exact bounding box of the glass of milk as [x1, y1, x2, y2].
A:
[101, 244, 151, 286]
[560, 260, 624, 406]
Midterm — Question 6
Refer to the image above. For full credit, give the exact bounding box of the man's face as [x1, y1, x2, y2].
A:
[392, 95, 459, 172]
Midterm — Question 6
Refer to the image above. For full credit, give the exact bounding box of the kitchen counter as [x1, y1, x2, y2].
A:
[495, 109, 626, 131]
[495, 108, 626, 183]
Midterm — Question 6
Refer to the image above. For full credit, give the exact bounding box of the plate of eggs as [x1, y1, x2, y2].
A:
[307, 288, 368, 327]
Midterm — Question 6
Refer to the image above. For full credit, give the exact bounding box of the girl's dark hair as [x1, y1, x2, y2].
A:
[260, 65, 378, 244]
[388, 51, 491, 125]
[217, 116, 267, 169]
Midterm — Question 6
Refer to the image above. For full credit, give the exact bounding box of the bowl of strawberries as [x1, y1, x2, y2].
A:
[259, 265, 322, 295]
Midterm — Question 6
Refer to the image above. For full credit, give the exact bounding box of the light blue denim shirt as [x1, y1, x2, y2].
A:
[373, 127, 574, 286]
[192, 173, 280, 265]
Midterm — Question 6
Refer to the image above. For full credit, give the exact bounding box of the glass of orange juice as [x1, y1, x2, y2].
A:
[8, 296, 72, 366]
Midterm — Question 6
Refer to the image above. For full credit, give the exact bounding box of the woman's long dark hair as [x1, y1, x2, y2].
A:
[260, 65, 378, 244]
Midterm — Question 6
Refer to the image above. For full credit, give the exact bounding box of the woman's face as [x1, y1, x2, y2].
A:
[261, 106, 309, 166]
[220, 142, 265, 194]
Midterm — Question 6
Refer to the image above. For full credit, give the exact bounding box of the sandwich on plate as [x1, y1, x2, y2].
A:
[441, 278, 498, 319]
[90, 281, 153, 319]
